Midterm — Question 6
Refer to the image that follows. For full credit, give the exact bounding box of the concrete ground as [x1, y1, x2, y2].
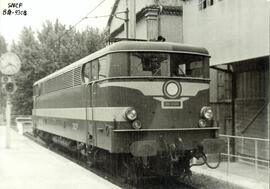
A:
[0, 126, 120, 189]
[0, 124, 269, 189]
[191, 160, 269, 189]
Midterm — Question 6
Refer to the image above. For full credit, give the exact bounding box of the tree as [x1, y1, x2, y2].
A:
[0, 34, 7, 55]
[0, 35, 8, 113]
[11, 27, 45, 115]
[11, 20, 105, 115]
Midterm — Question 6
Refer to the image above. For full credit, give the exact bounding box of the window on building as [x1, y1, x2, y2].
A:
[199, 0, 214, 10]
[199, 0, 207, 10]
[203, 0, 207, 8]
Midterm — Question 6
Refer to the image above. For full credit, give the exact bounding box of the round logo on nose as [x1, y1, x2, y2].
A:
[163, 80, 181, 98]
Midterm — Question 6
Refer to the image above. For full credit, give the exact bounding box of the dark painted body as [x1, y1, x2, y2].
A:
[33, 77, 216, 152]
[32, 41, 223, 177]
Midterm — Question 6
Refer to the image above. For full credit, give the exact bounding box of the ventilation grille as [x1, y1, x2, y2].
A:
[59, 70, 73, 90]
[73, 67, 82, 86]
[41, 67, 82, 94]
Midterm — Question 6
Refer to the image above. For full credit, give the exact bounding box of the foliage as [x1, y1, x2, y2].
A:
[0, 35, 7, 55]
[0, 34, 8, 111]
[10, 20, 105, 115]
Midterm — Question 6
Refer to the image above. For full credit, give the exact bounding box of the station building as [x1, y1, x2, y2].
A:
[106, 0, 183, 42]
[182, 0, 269, 161]
[107, 0, 269, 161]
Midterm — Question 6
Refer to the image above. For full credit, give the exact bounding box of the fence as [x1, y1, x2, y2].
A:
[219, 134, 270, 182]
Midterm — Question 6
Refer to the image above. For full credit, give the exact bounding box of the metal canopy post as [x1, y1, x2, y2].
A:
[231, 70, 236, 161]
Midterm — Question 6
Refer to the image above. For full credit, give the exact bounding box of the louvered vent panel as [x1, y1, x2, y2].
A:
[59, 71, 73, 90]
[42, 69, 78, 94]
[73, 67, 82, 86]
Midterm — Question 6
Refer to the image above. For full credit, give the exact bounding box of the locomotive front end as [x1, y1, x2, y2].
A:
[32, 41, 224, 182]
[93, 44, 224, 178]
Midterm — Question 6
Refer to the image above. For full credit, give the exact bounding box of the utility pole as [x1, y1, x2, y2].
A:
[128, 0, 136, 39]
[125, 8, 129, 38]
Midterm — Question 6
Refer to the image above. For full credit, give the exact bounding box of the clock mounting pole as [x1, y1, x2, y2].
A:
[0, 52, 21, 149]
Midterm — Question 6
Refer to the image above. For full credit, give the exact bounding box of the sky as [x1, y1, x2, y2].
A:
[0, 0, 115, 46]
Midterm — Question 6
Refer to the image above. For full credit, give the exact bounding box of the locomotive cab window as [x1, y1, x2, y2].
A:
[170, 54, 209, 78]
[110, 52, 209, 78]
[130, 53, 169, 76]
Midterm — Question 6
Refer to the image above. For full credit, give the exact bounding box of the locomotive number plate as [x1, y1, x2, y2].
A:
[162, 100, 183, 109]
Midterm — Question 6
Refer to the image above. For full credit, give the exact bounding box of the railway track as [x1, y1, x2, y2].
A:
[24, 132, 198, 189]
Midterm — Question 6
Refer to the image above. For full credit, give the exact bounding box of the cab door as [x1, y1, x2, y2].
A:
[84, 60, 99, 146]
[82, 62, 94, 145]
[85, 83, 94, 145]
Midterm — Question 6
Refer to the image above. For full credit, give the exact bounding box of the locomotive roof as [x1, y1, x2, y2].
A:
[34, 41, 209, 85]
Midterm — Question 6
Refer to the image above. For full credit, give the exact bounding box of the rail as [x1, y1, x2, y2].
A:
[219, 134, 270, 181]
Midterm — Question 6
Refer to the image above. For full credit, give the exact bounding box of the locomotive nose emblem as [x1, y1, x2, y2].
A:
[163, 80, 182, 98]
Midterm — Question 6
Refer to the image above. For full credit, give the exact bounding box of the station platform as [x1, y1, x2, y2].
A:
[0, 126, 120, 189]
[1, 125, 269, 189]
[191, 157, 269, 189]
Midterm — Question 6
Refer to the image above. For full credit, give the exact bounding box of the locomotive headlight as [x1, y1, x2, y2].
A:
[125, 108, 137, 121]
[198, 119, 207, 128]
[132, 120, 142, 129]
[201, 106, 213, 120]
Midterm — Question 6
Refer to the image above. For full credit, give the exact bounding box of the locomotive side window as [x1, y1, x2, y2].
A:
[98, 56, 109, 79]
[82, 62, 91, 83]
[109, 53, 128, 76]
[92, 60, 99, 80]
[83, 56, 109, 82]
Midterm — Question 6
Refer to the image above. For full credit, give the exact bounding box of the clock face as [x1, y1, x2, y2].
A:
[0, 52, 21, 75]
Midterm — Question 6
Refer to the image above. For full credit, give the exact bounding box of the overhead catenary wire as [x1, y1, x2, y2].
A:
[51, 0, 107, 46]
[85, 11, 127, 19]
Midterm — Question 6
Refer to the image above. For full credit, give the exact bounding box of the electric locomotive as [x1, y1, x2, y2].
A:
[32, 41, 224, 180]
